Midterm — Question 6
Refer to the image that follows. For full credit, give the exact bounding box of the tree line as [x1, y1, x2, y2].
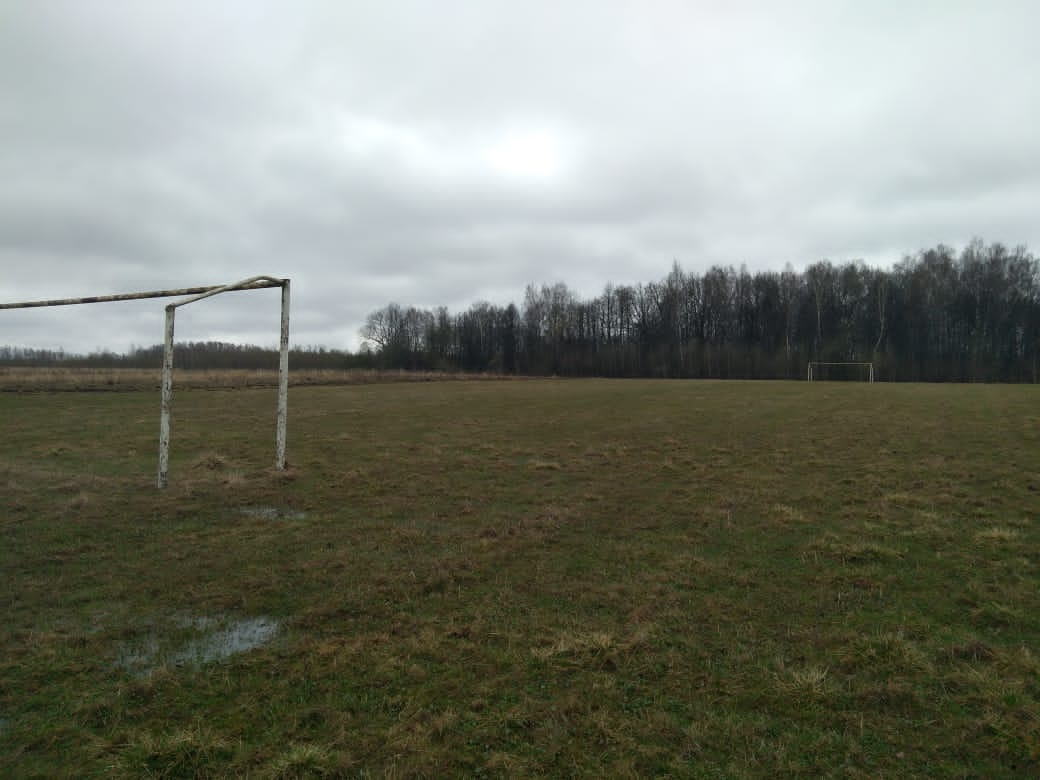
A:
[360, 239, 1040, 382]
[4, 239, 1037, 382]
[0, 342, 371, 371]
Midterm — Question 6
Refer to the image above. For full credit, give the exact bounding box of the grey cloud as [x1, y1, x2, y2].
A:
[2, 1, 1039, 354]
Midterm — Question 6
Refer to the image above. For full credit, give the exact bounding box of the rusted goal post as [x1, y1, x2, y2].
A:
[1, 275, 290, 488]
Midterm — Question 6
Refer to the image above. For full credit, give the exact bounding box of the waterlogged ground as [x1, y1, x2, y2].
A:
[1, 379, 1039, 777]
[239, 506, 308, 521]
[115, 615, 279, 677]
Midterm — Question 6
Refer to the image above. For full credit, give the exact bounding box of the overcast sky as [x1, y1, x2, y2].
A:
[2, 1, 1039, 354]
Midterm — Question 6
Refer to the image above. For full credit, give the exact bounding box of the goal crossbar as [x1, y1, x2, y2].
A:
[2, 276, 290, 488]
[0, 276, 284, 309]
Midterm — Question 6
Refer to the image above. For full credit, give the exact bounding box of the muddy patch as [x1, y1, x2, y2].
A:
[239, 506, 307, 521]
[115, 615, 279, 676]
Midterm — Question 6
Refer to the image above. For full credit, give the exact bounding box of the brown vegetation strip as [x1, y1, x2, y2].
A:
[0, 367, 527, 392]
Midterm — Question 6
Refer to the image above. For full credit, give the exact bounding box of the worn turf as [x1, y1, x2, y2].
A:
[1, 379, 1038, 777]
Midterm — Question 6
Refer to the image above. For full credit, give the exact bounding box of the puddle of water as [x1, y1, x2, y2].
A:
[115, 616, 279, 676]
[239, 506, 307, 520]
[170, 617, 278, 666]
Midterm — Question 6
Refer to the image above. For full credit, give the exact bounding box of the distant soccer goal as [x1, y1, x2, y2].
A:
[807, 361, 874, 382]
[1, 275, 290, 488]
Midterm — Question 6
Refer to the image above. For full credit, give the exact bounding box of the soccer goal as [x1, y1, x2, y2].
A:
[807, 361, 874, 382]
[1, 275, 290, 488]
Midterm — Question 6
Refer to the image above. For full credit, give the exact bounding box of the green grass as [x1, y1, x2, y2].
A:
[1, 378, 1039, 777]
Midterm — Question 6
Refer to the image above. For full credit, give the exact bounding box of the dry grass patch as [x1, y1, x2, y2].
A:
[267, 743, 344, 779]
[837, 630, 932, 675]
[64, 491, 91, 512]
[975, 526, 1022, 543]
[191, 452, 232, 471]
[773, 664, 833, 703]
[532, 630, 616, 661]
[109, 722, 235, 779]
[943, 639, 997, 663]
[881, 491, 932, 509]
[527, 458, 563, 471]
[805, 534, 901, 564]
[773, 503, 808, 524]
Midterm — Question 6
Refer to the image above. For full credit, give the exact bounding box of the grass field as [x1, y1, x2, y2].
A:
[1, 378, 1039, 777]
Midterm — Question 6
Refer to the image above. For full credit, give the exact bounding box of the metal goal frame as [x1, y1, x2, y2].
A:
[1, 275, 290, 487]
[806, 361, 874, 382]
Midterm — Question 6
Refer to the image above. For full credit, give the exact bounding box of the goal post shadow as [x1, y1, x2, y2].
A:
[1, 275, 291, 488]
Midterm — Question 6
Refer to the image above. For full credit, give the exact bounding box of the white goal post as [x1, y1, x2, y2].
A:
[1, 275, 290, 488]
[807, 361, 874, 382]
